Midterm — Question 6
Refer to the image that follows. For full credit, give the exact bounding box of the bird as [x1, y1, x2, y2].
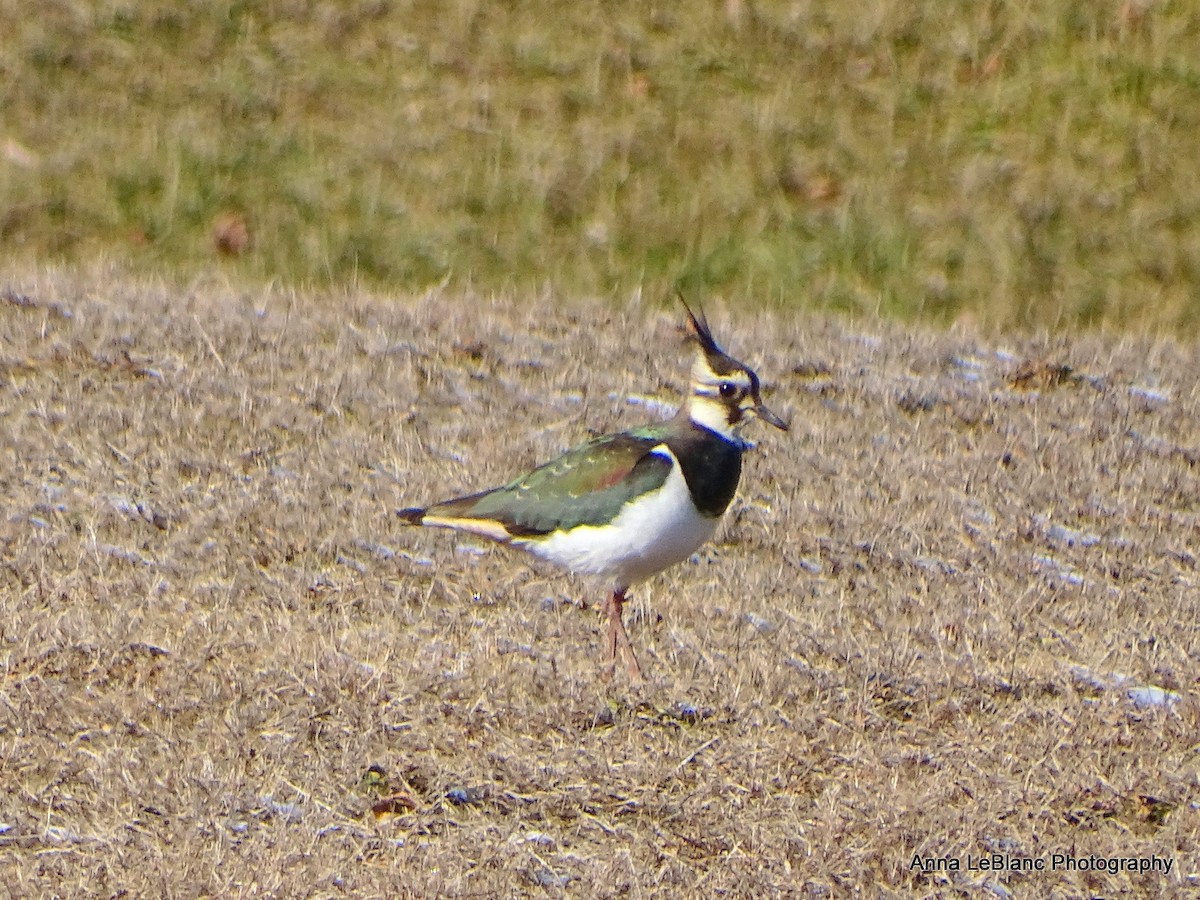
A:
[397, 302, 787, 681]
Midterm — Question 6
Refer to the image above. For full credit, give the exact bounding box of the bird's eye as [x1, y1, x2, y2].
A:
[719, 382, 737, 398]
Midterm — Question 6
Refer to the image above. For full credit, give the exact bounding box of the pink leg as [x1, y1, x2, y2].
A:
[600, 591, 619, 680]
[603, 588, 643, 682]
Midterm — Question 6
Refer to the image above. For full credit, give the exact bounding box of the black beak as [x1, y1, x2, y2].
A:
[755, 401, 789, 431]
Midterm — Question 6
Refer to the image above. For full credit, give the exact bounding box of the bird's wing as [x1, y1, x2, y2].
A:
[416, 428, 674, 539]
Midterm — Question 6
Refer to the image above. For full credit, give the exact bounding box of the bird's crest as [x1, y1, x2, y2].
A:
[678, 293, 723, 357]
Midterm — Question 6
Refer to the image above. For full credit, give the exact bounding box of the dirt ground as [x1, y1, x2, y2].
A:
[1, 268, 1197, 897]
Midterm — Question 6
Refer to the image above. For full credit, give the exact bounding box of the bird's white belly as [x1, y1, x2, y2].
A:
[518, 448, 720, 587]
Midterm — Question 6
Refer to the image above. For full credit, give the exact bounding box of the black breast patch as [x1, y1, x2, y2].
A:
[667, 426, 744, 518]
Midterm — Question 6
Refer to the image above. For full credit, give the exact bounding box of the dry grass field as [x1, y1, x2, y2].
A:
[1, 266, 1198, 897]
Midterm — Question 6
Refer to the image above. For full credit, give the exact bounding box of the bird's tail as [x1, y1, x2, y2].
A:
[396, 507, 427, 525]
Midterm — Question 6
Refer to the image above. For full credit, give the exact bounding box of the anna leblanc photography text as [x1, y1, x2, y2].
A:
[910, 852, 1175, 876]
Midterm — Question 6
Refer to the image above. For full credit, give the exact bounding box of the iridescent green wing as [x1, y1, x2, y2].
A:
[427, 426, 673, 537]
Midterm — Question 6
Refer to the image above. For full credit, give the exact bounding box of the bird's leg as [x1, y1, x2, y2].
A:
[600, 590, 620, 681]
[605, 588, 643, 682]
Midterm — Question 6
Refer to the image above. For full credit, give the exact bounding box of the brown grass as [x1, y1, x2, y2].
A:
[1, 266, 1198, 897]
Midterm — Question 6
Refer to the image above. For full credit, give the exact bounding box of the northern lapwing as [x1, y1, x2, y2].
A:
[397, 303, 787, 681]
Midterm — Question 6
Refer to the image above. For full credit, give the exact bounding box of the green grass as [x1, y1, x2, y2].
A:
[2, 1, 1200, 329]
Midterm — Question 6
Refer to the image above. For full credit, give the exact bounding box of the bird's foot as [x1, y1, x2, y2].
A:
[601, 588, 643, 683]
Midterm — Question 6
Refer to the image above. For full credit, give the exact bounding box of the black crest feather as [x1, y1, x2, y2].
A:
[676, 292, 723, 354]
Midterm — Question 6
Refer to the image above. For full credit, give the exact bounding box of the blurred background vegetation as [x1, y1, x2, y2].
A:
[2, 1, 1198, 330]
